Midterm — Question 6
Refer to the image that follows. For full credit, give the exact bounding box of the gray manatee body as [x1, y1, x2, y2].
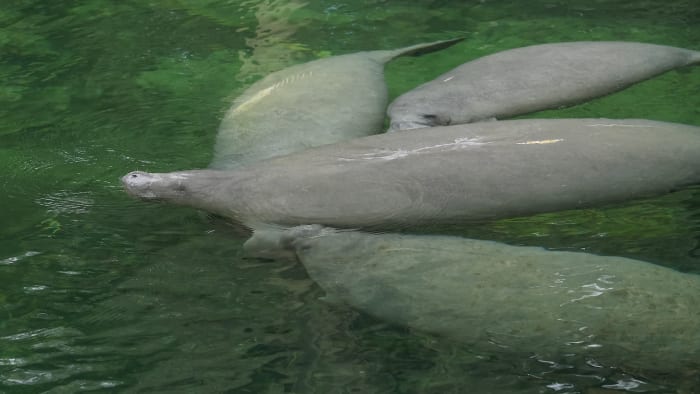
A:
[243, 225, 700, 375]
[388, 41, 700, 130]
[122, 118, 700, 230]
[210, 38, 462, 169]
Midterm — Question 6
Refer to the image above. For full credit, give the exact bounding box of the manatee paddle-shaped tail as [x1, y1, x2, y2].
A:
[210, 37, 463, 169]
[388, 41, 700, 130]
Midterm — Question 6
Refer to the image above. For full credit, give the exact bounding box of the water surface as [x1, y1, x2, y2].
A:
[1, 1, 699, 392]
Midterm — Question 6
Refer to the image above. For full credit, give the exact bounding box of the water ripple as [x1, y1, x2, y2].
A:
[0, 251, 41, 266]
[35, 191, 94, 215]
[1, 327, 83, 342]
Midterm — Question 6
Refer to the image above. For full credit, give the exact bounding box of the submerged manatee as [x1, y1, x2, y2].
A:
[122, 118, 700, 230]
[210, 38, 462, 169]
[388, 42, 700, 130]
[244, 225, 700, 375]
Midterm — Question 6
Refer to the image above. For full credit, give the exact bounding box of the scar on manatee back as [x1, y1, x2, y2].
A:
[231, 71, 314, 115]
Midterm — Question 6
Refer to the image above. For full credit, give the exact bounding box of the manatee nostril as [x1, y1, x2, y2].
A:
[130, 173, 139, 178]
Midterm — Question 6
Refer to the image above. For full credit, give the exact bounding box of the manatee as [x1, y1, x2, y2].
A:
[210, 38, 463, 169]
[387, 42, 700, 130]
[122, 118, 700, 230]
[243, 225, 700, 376]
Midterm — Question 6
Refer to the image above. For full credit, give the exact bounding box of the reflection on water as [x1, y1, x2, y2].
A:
[1, 0, 699, 392]
[238, 0, 311, 80]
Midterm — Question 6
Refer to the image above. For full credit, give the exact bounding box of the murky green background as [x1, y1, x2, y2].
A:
[1, 0, 699, 392]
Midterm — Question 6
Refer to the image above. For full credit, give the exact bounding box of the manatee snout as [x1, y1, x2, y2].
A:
[121, 171, 161, 200]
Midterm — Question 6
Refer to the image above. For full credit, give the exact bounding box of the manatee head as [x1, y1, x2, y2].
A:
[122, 169, 256, 227]
[121, 170, 230, 210]
[121, 171, 190, 201]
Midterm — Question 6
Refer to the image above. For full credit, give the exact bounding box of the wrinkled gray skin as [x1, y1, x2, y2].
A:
[388, 42, 700, 130]
[122, 118, 700, 230]
[210, 38, 462, 169]
[243, 225, 700, 375]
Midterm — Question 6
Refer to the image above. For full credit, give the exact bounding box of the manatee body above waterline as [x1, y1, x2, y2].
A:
[210, 38, 462, 169]
[123, 118, 700, 230]
[243, 225, 700, 375]
[387, 41, 700, 130]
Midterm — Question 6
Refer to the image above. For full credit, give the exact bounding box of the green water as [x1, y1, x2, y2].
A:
[1, 0, 699, 392]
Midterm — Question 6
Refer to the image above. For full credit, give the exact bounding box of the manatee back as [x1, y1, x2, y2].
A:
[211, 38, 463, 169]
[233, 118, 700, 229]
[289, 228, 700, 373]
[388, 41, 700, 130]
[211, 53, 388, 169]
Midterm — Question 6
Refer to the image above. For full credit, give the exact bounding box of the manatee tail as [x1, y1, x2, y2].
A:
[370, 37, 465, 64]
